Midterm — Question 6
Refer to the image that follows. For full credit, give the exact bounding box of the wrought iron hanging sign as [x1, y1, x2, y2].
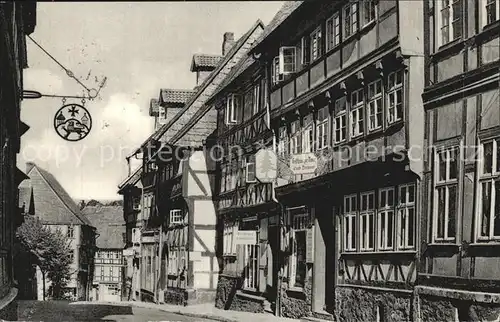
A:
[53, 99, 92, 141]
[22, 35, 107, 142]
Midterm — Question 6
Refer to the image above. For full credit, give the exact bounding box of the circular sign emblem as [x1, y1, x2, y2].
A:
[53, 103, 92, 141]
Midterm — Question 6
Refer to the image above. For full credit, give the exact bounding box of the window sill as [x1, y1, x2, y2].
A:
[222, 254, 237, 258]
[341, 250, 416, 256]
[360, 20, 376, 33]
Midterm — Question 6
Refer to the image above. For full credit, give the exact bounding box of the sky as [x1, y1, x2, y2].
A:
[19, 2, 284, 200]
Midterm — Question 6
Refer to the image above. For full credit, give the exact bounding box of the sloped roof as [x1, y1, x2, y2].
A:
[139, 19, 264, 149]
[117, 166, 142, 192]
[23, 163, 93, 227]
[160, 88, 194, 105]
[82, 206, 125, 249]
[249, 1, 304, 54]
[190, 54, 223, 71]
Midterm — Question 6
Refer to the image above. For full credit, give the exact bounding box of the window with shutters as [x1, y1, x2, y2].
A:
[326, 13, 341, 51]
[437, 0, 463, 46]
[477, 138, 500, 241]
[334, 97, 347, 144]
[310, 27, 322, 62]
[433, 145, 459, 241]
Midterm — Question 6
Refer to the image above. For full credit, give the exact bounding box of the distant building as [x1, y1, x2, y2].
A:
[20, 162, 96, 301]
[83, 205, 125, 302]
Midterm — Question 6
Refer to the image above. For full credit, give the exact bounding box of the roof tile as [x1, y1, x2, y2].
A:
[190, 54, 223, 71]
[160, 89, 195, 105]
[83, 206, 125, 249]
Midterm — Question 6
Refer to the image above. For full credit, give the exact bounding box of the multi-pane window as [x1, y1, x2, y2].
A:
[246, 154, 256, 183]
[343, 195, 357, 251]
[350, 89, 364, 137]
[223, 223, 237, 255]
[316, 107, 329, 150]
[310, 27, 322, 62]
[302, 115, 314, 153]
[289, 209, 310, 288]
[334, 97, 347, 144]
[378, 188, 395, 250]
[343, 2, 359, 39]
[483, 0, 500, 26]
[67, 226, 74, 239]
[277, 126, 288, 158]
[434, 146, 459, 241]
[360, 192, 375, 251]
[170, 209, 184, 225]
[477, 138, 500, 240]
[225, 94, 241, 125]
[367, 80, 382, 131]
[272, 56, 283, 85]
[326, 13, 341, 51]
[279, 47, 297, 75]
[362, 0, 377, 26]
[437, 0, 463, 46]
[387, 70, 403, 124]
[398, 184, 416, 249]
[290, 120, 302, 155]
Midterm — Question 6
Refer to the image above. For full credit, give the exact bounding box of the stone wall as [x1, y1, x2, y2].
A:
[215, 274, 264, 313]
[162, 288, 187, 306]
[280, 276, 312, 319]
[0, 289, 18, 321]
[419, 295, 500, 322]
[335, 287, 412, 322]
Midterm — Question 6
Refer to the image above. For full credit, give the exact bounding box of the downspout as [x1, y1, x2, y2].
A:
[258, 51, 283, 317]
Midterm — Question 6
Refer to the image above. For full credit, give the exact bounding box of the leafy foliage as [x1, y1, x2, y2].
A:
[16, 216, 73, 299]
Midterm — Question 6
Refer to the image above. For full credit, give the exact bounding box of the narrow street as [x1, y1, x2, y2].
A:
[18, 301, 215, 322]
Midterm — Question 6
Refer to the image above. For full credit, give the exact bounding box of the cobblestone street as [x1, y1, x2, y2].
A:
[17, 301, 215, 322]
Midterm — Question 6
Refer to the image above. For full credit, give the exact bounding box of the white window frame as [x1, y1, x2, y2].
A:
[316, 106, 329, 150]
[334, 97, 347, 144]
[343, 194, 357, 252]
[245, 154, 257, 183]
[225, 94, 237, 125]
[252, 83, 260, 115]
[310, 27, 322, 62]
[343, 2, 359, 39]
[302, 115, 314, 153]
[378, 187, 395, 250]
[350, 89, 364, 138]
[279, 46, 297, 75]
[360, 191, 375, 251]
[290, 120, 301, 155]
[436, 0, 463, 47]
[387, 70, 404, 124]
[326, 13, 341, 51]
[362, 0, 377, 27]
[277, 126, 287, 158]
[482, 0, 500, 27]
[476, 138, 500, 241]
[169, 209, 184, 225]
[433, 145, 460, 242]
[272, 56, 283, 85]
[398, 183, 416, 249]
[367, 79, 383, 131]
[223, 223, 237, 256]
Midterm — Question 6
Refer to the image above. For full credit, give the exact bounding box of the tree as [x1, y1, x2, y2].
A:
[16, 216, 72, 300]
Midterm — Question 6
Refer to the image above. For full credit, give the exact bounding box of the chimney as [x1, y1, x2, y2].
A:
[222, 32, 235, 56]
[26, 162, 35, 173]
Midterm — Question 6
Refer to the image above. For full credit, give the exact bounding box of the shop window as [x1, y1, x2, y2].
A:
[398, 184, 416, 249]
[240, 220, 259, 291]
[289, 210, 309, 289]
[433, 145, 459, 241]
[477, 138, 500, 241]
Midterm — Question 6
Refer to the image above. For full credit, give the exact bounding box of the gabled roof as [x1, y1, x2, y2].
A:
[139, 19, 265, 149]
[117, 166, 142, 192]
[83, 206, 125, 249]
[249, 1, 304, 55]
[159, 88, 194, 105]
[190, 54, 223, 71]
[22, 163, 93, 227]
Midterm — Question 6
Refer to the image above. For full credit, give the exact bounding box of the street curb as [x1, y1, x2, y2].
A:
[156, 309, 238, 322]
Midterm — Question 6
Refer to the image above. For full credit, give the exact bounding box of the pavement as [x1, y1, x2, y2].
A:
[70, 300, 302, 322]
[17, 300, 215, 321]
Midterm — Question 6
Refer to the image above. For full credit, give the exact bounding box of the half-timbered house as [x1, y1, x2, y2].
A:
[417, 0, 500, 321]
[249, 1, 425, 320]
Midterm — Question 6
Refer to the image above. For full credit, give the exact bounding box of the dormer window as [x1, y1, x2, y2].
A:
[225, 94, 241, 125]
[159, 106, 166, 120]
